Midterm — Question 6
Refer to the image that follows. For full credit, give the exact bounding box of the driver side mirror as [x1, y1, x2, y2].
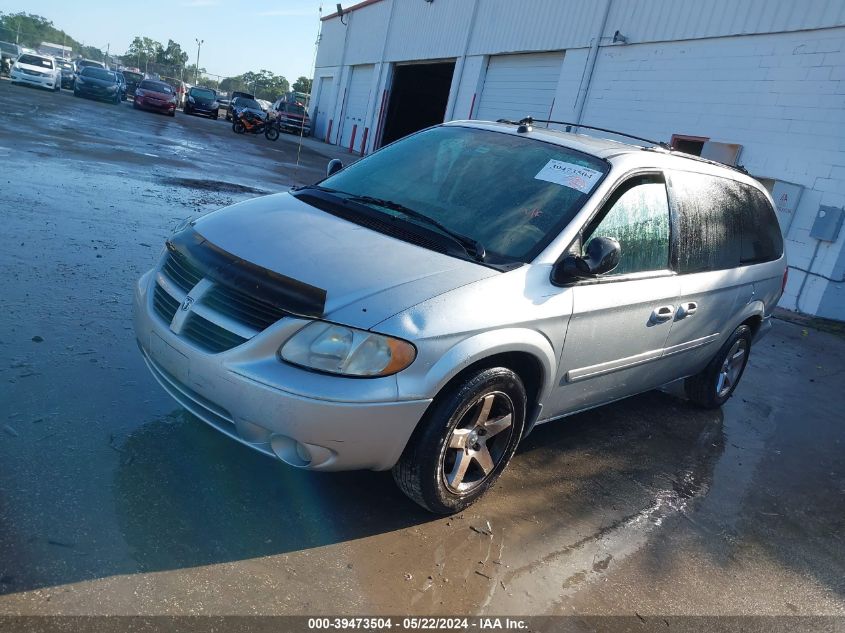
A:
[326, 159, 344, 177]
[551, 236, 621, 285]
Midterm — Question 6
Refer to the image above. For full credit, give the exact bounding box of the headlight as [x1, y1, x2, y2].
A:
[107, 85, 117, 92]
[279, 322, 416, 377]
[188, 96, 195, 103]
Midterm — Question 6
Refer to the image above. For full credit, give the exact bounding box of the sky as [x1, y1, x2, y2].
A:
[4, 0, 326, 80]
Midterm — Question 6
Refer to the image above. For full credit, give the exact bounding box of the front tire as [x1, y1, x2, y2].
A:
[265, 126, 279, 141]
[233, 121, 245, 134]
[393, 367, 526, 514]
[685, 324, 752, 409]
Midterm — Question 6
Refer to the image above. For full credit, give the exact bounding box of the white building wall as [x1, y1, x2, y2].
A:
[384, 0, 476, 62]
[315, 18, 346, 68]
[578, 27, 845, 317]
[346, 0, 392, 64]
[313, 0, 845, 318]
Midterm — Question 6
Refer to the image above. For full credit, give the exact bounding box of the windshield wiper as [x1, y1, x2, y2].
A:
[344, 194, 486, 261]
[291, 186, 486, 261]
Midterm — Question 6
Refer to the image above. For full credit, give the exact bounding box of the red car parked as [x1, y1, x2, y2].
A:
[133, 79, 177, 117]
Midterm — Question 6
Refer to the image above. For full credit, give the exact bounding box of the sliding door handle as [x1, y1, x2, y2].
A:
[677, 301, 698, 318]
[651, 305, 675, 323]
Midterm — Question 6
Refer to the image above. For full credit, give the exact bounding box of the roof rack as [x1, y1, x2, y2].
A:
[495, 116, 749, 174]
[496, 117, 670, 149]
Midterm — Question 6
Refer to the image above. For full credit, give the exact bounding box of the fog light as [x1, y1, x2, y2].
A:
[295, 442, 312, 464]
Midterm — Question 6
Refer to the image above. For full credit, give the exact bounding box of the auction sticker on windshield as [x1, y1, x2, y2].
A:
[534, 160, 603, 193]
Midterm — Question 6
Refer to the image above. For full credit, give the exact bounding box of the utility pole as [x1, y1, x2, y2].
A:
[15, 19, 20, 45]
[105, 43, 110, 67]
[194, 38, 203, 85]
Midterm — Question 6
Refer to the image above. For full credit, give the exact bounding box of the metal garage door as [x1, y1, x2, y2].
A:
[313, 75, 334, 141]
[340, 64, 374, 149]
[475, 51, 565, 123]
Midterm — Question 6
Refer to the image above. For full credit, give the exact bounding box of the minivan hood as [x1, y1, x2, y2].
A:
[191, 193, 498, 328]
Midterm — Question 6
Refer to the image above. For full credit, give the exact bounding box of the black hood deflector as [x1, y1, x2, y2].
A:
[167, 228, 327, 319]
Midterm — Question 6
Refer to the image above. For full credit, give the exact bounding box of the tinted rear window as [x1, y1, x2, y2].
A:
[191, 87, 216, 99]
[139, 80, 173, 94]
[236, 98, 262, 110]
[18, 54, 53, 69]
[81, 67, 114, 81]
[0, 42, 18, 55]
[741, 187, 783, 264]
[123, 71, 144, 82]
[670, 171, 782, 273]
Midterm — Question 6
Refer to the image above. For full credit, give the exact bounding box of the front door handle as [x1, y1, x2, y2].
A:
[651, 305, 675, 323]
[677, 301, 698, 318]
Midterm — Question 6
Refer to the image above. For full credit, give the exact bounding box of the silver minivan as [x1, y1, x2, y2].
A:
[133, 121, 786, 513]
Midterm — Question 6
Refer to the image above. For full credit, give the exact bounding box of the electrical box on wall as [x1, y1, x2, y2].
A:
[810, 205, 844, 242]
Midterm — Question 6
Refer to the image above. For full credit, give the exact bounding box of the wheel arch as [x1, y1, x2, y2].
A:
[401, 329, 555, 441]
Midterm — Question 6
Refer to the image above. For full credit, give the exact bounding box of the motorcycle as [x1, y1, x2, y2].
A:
[232, 108, 279, 141]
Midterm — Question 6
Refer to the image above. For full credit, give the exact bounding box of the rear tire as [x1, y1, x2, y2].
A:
[393, 367, 526, 514]
[685, 324, 752, 409]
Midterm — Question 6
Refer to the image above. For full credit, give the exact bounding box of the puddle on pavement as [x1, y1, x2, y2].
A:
[159, 177, 269, 195]
[101, 390, 725, 614]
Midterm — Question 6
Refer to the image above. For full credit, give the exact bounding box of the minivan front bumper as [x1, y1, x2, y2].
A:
[133, 270, 431, 472]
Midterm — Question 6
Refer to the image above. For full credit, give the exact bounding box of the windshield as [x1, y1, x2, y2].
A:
[191, 88, 215, 99]
[287, 104, 306, 115]
[81, 67, 115, 81]
[139, 80, 173, 94]
[56, 60, 73, 70]
[122, 71, 143, 82]
[0, 42, 17, 55]
[18, 54, 53, 69]
[317, 126, 608, 262]
[237, 98, 261, 110]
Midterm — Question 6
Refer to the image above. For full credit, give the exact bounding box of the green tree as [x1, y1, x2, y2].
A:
[292, 76, 312, 94]
[123, 36, 163, 69]
[0, 11, 105, 60]
[220, 70, 289, 100]
[157, 39, 188, 66]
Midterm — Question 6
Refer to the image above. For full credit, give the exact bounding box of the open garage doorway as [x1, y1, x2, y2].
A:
[379, 61, 455, 147]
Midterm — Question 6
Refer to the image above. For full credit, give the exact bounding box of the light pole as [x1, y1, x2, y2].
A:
[194, 38, 203, 85]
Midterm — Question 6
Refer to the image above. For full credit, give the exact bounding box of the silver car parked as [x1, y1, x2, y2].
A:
[134, 121, 786, 514]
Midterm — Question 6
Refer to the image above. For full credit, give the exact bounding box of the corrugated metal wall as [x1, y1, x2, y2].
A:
[318, 0, 845, 69]
[346, 0, 393, 64]
[384, 0, 476, 61]
[607, 0, 845, 44]
[467, 0, 603, 54]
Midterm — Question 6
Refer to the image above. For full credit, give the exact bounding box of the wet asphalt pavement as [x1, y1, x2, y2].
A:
[0, 79, 843, 621]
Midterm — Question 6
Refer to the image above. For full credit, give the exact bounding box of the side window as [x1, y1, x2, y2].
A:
[583, 175, 671, 276]
[670, 171, 742, 273]
[740, 185, 783, 263]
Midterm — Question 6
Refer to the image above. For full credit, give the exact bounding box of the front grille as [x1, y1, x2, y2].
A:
[23, 68, 45, 76]
[203, 284, 287, 331]
[153, 284, 180, 324]
[162, 251, 203, 292]
[183, 314, 248, 353]
[153, 249, 289, 354]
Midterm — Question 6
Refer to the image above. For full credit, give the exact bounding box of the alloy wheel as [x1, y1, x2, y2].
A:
[716, 338, 747, 398]
[442, 391, 515, 493]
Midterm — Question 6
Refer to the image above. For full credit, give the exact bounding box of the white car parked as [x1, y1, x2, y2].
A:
[10, 53, 60, 91]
